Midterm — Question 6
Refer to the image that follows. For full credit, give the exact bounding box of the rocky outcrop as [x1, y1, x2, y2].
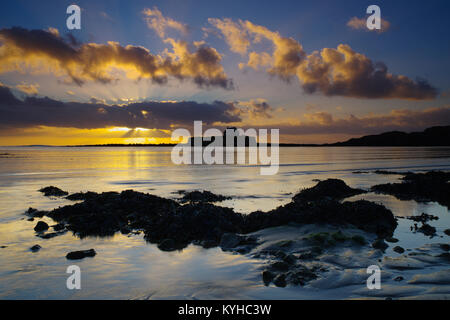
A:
[66, 249, 96, 260]
[244, 199, 396, 237]
[178, 190, 231, 204]
[34, 221, 49, 232]
[292, 179, 366, 202]
[39, 186, 68, 197]
[372, 171, 450, 208]
[31, 180, 396, 253]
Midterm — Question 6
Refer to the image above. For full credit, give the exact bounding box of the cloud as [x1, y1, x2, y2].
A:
[16, 82, 39, 95]
[0, 27, 232, 89]
[207, 18, 250, 55]
[143, 7, 188, 38]
[270, 106, 450, 135]
[163, 38, 233, 89]
[209, 19, 437, 100]
[0, 85, 240, 132]
[243, 21, 306, 80]
[347, 17, 391, 33]
[233, 99, 275, 119]
[297, 44, 437, 99]
[100, 11, 114, 22]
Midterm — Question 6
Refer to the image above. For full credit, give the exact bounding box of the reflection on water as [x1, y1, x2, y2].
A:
[0, 146, 449, 299]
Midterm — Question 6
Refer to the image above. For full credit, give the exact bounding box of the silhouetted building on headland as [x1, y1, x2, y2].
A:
[187, 127, 257, 147]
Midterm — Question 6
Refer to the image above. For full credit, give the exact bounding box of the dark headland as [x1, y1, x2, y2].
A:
[63, 125, 450, 147]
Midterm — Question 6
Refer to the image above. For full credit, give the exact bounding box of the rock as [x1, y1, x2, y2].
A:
[179, 190, 231, 204]
[371, 171, 450, 208]
[66, 249, 96, 260]
[0, 246, 7, 248]
[417, 223, 436, 237]
[298, 251, 315, 260]
[262, 271, 275, 285]
[27, 218, 34, 222]
[385, 237, 399, 243]
[39, 186, 68, 197]
[372, 239, 388, 250]
[283, 254, 297, 265]
[26, 208, 38, 215]
[351, 235, 367, 245]
[293, 179, 366, 202]
[66, 191, 99, 201]
[120, 226, 131, 235]
[157, 239, 177, 251]
[26, 208, 45, 218]
[273, 274, 287, 287]
[274, 251, 287, 259]
[244, 198, 397, 237]
[394, 276, 404, 282]
[37, 232, 64, 239]
[25, 181, 397, 252]
[393, 246, 405, 254]
[219, 233, 243, 249]
[286, 267, 318, 286]
[200, 239, 218, 248]
[30, 244, 41, 252]
[444, 229, 450, 236]
[270, 261, 290, 271]
[374, 170, 412, 175]
[53, 223, 65, 231]
[440, 244, 450, 251]
[34, 221, 49, 232]
[406, 212, 439, 223]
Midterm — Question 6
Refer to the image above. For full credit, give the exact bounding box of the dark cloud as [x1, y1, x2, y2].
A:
[0, 85, 240, 132]
[0, 27, 233, 89]
[231, 99, 275, 119]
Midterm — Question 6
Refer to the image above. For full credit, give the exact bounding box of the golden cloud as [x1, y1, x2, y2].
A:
[207, 18, 250, 55]
[209, 19, 437, 99]
[142, 7, 188, 38]
[16, 82, 39, 95]
[298, 44, 436, 99]
[0, 27, 232, 89]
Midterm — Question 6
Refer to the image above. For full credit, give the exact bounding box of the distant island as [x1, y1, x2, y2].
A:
[328, 125, 450, 147]
[58, 125, 450, 147]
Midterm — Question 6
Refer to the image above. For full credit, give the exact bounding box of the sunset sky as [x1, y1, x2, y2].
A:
[0, 0, 449, 145]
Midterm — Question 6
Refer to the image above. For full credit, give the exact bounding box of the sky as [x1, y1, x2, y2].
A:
[0, 0, 449, 145]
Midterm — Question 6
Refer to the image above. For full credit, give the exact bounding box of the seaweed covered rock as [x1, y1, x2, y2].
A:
[405, 212, 439, 223]
[66, 191, 100, 201]
[39, 186, 68, 197]
[31, 178, 397, 252]
[34, 221, 49, 232]
[47, 190, 180, 238]
[178, 190, 231, 204]
[143, 203, 245, 249]
[30, 244, 41, 252]
[244, 199, 397, 237]
[293, 179, 366, 202]
[371, 171, 450, 207]
[417, 223, 437, 237]
[66, 249, 96, 260]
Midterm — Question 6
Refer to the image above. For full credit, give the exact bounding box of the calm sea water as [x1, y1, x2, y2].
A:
[0, 146, 449, 299]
